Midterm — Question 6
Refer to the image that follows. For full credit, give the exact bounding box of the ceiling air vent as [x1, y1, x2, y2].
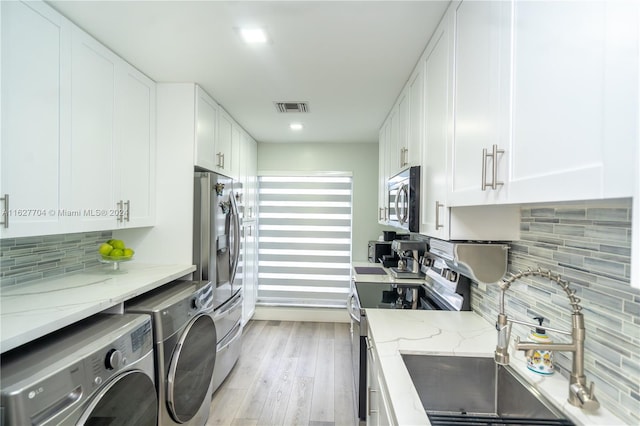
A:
[274, 101, 309, 113]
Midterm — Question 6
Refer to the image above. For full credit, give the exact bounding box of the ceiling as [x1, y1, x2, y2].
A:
[48, 1, 450, 144]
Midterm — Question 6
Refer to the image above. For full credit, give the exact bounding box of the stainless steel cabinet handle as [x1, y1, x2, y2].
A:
[378, 207, 384, 221]
[221, 153, 225, 169]
[1, 194, 8, 228]
[124, 200, 130, 222]
[435, 201, 444, 230]
[384, 207, 389, 221]
[401, 147, 409, 167]
[491, 144, 504, 190]
[481, 148, 488, 190]
[117, 200, 124, 222]
[216, 152, 224, 168]
[481, 144, 504, 191]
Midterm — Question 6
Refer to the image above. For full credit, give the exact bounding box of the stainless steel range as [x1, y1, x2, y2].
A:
[348, 247, 473, 420]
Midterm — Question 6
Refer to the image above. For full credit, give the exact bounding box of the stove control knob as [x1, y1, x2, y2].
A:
[105, 349, 123, 370]
[448, 270, 458, 282]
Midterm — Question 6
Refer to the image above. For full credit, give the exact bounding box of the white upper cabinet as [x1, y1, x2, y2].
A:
[216, 109, 234, 178]
[378, 125, 389, 224]
[69, 26, 156, 230]
[419, 7, 519, 241]
[449, 0, 637, 207]
[68, 26, 118, 231]
[396, 91, 410, 173]
[194, 85, 219, 172]
[407, 65, 424, 171]
[1, 0, 156, 238]
[507, 0, 637, 203]
[420, 17, 452, 238]
[449, 0, 511, 206]
[116, 63, 156, 228]
[0, 0, 71, 238]
[242, 134, 258, 221]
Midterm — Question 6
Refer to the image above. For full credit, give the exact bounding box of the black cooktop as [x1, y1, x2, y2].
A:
[354, 266, 388, 275]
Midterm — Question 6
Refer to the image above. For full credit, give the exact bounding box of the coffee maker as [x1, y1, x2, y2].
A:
[389, 240, 427, 278]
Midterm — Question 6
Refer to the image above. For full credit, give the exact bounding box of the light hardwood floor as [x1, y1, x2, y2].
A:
[207, 320, 357, 426]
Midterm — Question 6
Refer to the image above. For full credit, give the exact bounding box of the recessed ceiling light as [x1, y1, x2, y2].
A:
[290, 123, 303, 131]
[240, 28, 268, 44]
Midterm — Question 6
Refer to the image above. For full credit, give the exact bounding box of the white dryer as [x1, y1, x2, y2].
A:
[126, 280, 217, 426]
[1, 314, 157, 425]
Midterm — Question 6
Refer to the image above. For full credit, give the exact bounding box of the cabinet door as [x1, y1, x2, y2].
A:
[421, 20, 452, 238]
[378, 126, 388, 224]
[407, 65, 424, 170]
[449, 0, 511, 206]
[365, 337, 379, 426]
[0, 1, 71, 238]
[396, 91, 410, 172]
[194, 86, 218, 172]
[244, 135, 258, 221]
[69, 26, 117, 231]
[116, 64, 156, 228]
[216, 110, 233, 177]
[508, 0, 637, 203]
[230, 122, 241, 180]
[242, 221, 257, 324]
[388, 108, 400, 178]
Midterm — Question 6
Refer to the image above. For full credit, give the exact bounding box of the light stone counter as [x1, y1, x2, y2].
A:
[366, 309, 626, 426]
[1, 262, 195, 353]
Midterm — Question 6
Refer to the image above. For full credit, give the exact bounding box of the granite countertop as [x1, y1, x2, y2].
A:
[0, 262, 195, 353]
[366, 309, 625, 426]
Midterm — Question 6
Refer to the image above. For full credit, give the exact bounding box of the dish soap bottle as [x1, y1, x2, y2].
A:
[526, 316, 554, 375]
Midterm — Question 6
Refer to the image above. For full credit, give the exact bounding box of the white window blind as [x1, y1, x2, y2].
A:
[257, 174, 352, 308]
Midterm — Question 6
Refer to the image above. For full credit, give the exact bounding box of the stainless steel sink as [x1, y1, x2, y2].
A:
[402, 354, 574, 425]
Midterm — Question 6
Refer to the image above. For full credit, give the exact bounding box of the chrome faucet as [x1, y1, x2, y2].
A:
[494, 268, 600, 411]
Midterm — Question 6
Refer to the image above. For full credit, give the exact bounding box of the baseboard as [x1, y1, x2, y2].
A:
[252, 306, 350, 323]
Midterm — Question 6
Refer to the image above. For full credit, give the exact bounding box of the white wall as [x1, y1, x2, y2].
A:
[257, 142, 384, 261]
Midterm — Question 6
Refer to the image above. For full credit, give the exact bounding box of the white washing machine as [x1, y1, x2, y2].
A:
[0, 313, 157, 425]
[126, 280, 217, 426]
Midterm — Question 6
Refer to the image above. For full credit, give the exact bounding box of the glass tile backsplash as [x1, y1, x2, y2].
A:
[470, 199, 638, 424]
[0, 231, 112, 288]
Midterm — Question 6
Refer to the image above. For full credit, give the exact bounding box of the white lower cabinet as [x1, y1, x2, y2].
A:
[366, 336, 393, 426]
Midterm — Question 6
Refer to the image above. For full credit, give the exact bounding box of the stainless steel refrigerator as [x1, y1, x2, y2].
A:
[193, 171, 243, 395]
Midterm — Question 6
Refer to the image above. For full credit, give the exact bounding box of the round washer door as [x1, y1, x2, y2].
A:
[167, 313, 217, 423]
[77, 370, 157, 426]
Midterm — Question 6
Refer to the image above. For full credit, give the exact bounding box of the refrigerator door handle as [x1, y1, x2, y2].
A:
[196, 173, 211, 282]
[229, 191, 241, 285]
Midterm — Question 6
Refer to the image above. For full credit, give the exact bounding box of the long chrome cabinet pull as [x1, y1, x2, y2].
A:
[378, 207, 384, 221]
[1, 194, 8, 228]
[435, 201, 444, 230]
[124, 200, 130, 222]
[481, 144, 504, 191]
[117, 200, 124, 222]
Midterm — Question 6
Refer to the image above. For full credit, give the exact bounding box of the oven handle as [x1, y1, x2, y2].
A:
[347, 293, 360, 323]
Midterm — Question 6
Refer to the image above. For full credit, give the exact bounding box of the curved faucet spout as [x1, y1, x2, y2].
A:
[494, 268, 599, 411]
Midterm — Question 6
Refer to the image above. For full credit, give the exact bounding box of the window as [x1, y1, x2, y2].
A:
[257, 173, 352, 308]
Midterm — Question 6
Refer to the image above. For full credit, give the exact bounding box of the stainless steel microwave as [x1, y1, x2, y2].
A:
[387, 166, 420, 232]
